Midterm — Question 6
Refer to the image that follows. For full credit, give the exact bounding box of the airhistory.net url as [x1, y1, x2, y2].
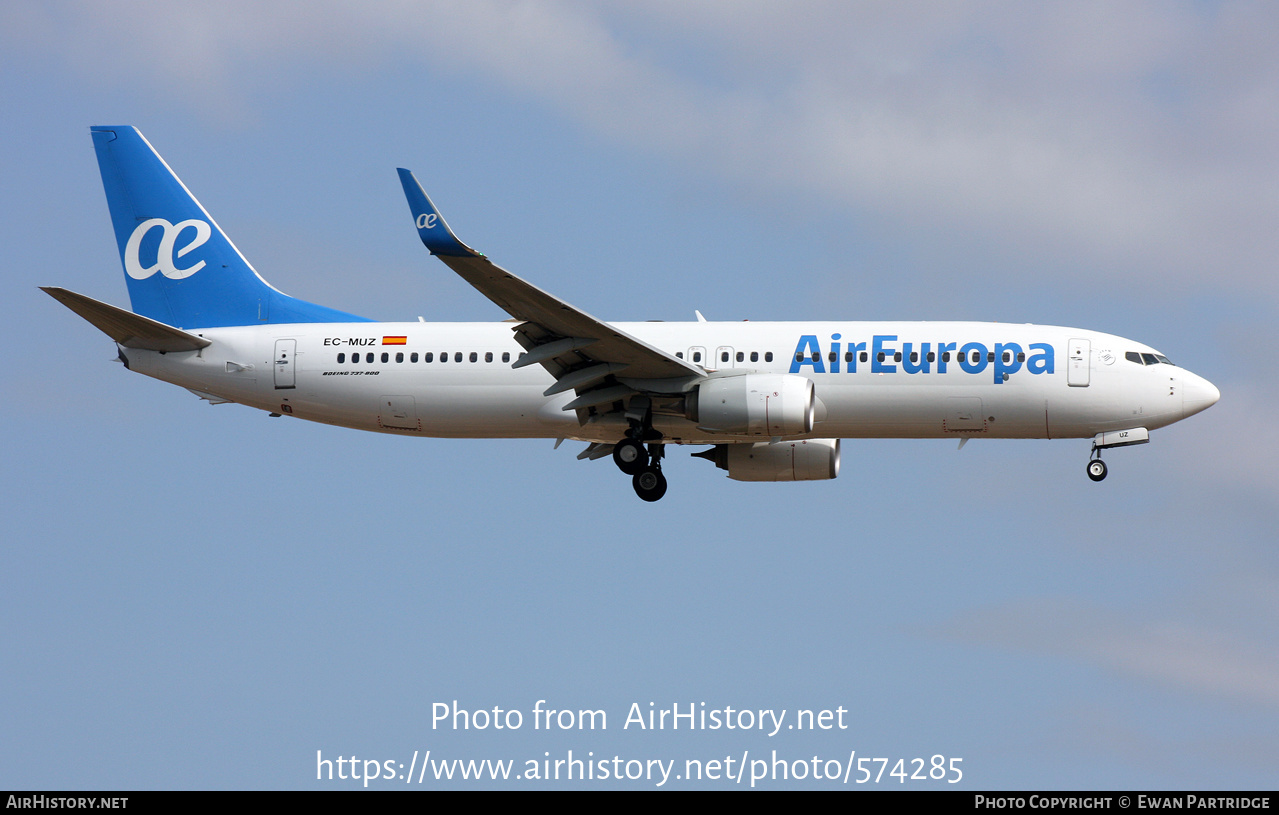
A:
[316, 749, 964, 788]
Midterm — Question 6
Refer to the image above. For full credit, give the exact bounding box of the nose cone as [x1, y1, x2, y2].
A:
[1183, 372, 1220, 419]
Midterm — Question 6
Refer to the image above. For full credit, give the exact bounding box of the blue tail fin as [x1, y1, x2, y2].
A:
[91, 126, 370, 329]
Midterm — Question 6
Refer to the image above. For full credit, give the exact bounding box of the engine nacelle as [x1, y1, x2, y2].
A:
[686, 374, 815, 436]
[696, 439, 841, 482]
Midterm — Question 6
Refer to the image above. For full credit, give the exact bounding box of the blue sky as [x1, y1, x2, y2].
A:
[2, 1, 1275, 789]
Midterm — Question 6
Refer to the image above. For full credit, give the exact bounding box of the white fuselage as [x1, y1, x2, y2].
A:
[121, 320, 1218, 445]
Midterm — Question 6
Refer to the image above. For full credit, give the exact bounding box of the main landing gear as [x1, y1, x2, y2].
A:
[613, 437, 667, 501]
[633, 456, 668, 502]
[612, 400, 667, 501]
[612, 437, 647, 475]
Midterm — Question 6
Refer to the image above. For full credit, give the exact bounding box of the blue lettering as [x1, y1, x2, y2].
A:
[959, 342, 988, 374]
[1027, 342, 1054, 374]
[993, 342, 1023, 384]
[902, 342, 931, 374]
[871, 335, 897, 374]
[936, 342, 956, 373]
[787, 336, 1053, 379]
[790, 335, 825, 374]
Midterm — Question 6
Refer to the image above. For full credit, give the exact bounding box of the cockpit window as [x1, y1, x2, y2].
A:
[1128, 350, 1176, 366]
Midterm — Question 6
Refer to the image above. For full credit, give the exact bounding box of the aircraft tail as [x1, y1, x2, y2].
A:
[91, 126, 369, 329]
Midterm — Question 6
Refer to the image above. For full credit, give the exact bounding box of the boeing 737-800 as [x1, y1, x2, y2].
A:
[45, 127, 1220, 501]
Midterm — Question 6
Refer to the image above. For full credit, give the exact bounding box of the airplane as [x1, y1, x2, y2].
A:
[45, 126, 1220, 502]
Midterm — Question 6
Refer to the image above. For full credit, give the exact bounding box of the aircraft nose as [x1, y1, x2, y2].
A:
[1182, 372, 1220, 419]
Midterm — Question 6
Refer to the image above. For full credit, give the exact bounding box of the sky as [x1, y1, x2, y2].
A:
[2, 1, 1276, 790]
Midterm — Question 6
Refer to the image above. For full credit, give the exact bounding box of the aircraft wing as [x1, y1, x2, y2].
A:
[397, 169, 705, 406]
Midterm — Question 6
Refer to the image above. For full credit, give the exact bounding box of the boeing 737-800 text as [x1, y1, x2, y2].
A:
[45, 127, 1219, 501]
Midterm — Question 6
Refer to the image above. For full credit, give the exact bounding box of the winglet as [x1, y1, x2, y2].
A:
[396, 169, 481, 258]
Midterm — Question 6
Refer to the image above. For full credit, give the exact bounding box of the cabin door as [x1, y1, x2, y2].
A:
[273, 339, 296, 389]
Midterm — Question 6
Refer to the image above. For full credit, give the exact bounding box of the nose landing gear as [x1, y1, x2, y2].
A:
[1085, 427, 1149, 482]
[1086, 456, 1108, 482]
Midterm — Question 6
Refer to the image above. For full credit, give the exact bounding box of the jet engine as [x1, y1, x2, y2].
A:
[685, 374, 815, 436]
[695, 439, 840, 482]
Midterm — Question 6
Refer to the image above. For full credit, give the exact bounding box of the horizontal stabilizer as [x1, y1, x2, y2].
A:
[42, 287, 211, 352]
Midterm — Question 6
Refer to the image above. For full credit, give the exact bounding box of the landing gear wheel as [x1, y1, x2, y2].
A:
[1087, 459, 1108, 482]
[613, 438, 648, 475]
[632, 466, 668, 502]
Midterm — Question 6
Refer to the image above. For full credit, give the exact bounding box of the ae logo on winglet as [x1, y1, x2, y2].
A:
[124, 218, 212, 280]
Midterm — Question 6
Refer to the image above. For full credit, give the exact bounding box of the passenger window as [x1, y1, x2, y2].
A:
[860, 352, 868, 363]
[366, 353, 374, 363]
[502, 352, 510, 363]
[693, 351, 702, 363]
[676, 352, 684, 359]
[455, 352, 462, 363]
[425, 352, 433, 363]
[795, 353, 804, 363]
[810, 352, 820, 362]
[485, 351, 493, 362]
[1017, 352, 1025, 362]
[470, 352, 478, 363]
[337, 353, 345, 363]
[942, 352, 950, 362]
[986, 352, 994, 363]
[828, 352, 836, 363]
[877, 352, 885, 362]
[927, 352, 935, 363]
[396, 352, 404, 363]
[909, 352, 917, 363]
[722, 351, 730, 363]
[441, 352, 448, 363]
[1002, 352, 1010, 363]
[844, 352, 852, 362]
[736, 351, 744, 362]
[411, 352, 419, 362]
[765, 352, 773, 362]
[750, 351, 759, 362]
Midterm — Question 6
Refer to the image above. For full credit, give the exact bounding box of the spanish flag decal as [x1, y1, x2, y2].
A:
[382, 336, 407, 345]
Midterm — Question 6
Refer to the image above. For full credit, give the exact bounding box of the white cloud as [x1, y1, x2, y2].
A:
[7, 1, 1279, 298]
